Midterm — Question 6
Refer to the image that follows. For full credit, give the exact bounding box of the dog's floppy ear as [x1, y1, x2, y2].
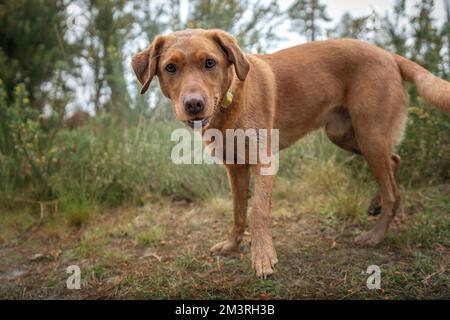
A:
[131, 36, 165, 94]
[209, 30, 250, 81]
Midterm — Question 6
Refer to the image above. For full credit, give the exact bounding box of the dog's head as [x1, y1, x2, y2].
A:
[132, 29, 249, 128]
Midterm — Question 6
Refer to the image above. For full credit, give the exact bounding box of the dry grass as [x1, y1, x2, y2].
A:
[0, 183, 448, 299]
[0, 131, 448, 299]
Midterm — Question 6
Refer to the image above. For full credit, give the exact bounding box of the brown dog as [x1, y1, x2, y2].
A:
[132, 29, 450, 278]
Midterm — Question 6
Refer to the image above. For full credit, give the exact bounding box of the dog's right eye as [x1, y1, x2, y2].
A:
[165, 64, 177, 73]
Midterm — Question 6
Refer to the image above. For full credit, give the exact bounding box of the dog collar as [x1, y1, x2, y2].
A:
[222, 90, 234, 108]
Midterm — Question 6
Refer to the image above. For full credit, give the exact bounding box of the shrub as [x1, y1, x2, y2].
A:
[398, 99, 450, 186]
[0, 81, 447, 218]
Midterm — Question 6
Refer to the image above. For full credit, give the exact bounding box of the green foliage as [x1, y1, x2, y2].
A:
[0, 82, 66, 202]
[331, 12, 371, 39]
[288, 0, 331, 41]
[0, 86, 228, 211]
[82, 0, 134, 116]
[398, 101, 450, 185]
[0, 0, 72, 106]
[185, 0, 283, 52]
[381, 0, 408, 55]
[410, 0, 442, 74]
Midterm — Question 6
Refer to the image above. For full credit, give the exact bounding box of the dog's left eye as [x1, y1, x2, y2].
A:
[205, 59, 216, 69]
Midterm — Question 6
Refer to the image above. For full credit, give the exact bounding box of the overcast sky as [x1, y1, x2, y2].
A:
[324, 0, 445, 21]
[275, 0, 447, 49]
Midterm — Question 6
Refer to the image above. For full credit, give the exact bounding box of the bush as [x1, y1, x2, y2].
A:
[0, 82, 229, 213]
[0, 80, 448, 217]
[399, 99, 450, 186]
[0, 82, 66, 204]
[51, 117, 228, 209]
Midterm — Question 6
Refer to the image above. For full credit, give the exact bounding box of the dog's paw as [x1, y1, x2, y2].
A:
[251, 237, 278, 279]
[210, 239, 240, 256]
[367, 204, 382, 216]
[367, 194, 382, 216]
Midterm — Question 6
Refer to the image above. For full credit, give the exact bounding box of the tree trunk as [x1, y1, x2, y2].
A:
[311, 0, 316, 41]
[445, 0, 450, 71]
[445, 0, 450, 22]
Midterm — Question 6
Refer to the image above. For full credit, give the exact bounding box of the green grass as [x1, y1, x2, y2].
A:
[134, 226, 165, 246]
[0, 153, 448, 299]
[0, 116, 448, 299]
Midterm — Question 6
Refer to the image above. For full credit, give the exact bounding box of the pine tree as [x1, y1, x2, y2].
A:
[442, 0, 450, 78]
[0, 0, 74, 108]
[288, 0, 331, 41]
[382, 0, 408, 56]
[185, 0, 283, 52]
[331, 12, 370, 39]
[131, 0, 172, 121]
[410, 0, 442, 74]
[83, 0, 134, 117]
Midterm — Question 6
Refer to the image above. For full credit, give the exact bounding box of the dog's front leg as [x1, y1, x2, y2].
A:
[210, 164, 250, 255]
[251, 165, 278, 278]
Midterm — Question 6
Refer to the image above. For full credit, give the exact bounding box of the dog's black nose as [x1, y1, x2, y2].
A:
[183, 93, 205, 115]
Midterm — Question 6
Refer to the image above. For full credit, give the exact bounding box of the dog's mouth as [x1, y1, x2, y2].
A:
[184, 118, 210, 128]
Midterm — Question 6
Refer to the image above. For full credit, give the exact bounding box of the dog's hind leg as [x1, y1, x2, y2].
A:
[325, 107, 401, 217]
[366, 154, 401, 216]
[348, 80, 406, 245]
[210, 164, 250, 255]
[354, 137, 400, 245]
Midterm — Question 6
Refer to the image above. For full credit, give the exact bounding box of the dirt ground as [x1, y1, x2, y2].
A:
[0, 186, 449, 299]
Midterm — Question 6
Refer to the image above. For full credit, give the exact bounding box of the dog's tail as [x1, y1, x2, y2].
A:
[394, 54, 450, 113]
